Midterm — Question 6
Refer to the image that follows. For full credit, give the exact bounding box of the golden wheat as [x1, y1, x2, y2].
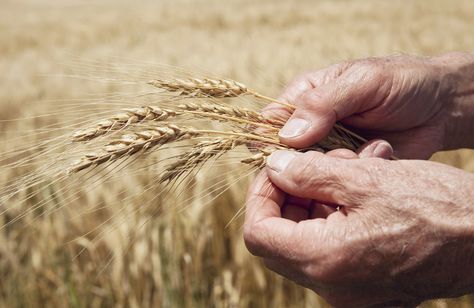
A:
[241, 147, 275, 168]
[148, 77, 294, 108]
[3, 2, 474, 308]
[69, 124, 196, 173]
[148, 78, 249, 98]
[71, 106, 180, 142]
[68, 76, 365, 179]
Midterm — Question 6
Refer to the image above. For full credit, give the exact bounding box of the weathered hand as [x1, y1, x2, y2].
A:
[244, 150, 474, 307]
[263, 53, 474, 158]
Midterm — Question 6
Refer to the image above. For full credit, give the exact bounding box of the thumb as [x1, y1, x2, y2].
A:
[357, 139, 394, 159]
[278, 65, 390, 148]
[265, 150, 374, 206]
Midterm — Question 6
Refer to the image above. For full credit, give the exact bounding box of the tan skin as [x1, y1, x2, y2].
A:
[243, 53, 474, 307]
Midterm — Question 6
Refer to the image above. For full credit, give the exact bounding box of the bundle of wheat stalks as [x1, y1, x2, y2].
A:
[67, 76, 365, 182]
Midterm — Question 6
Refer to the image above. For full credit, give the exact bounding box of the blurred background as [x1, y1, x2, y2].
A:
[1, 0, 474, 307]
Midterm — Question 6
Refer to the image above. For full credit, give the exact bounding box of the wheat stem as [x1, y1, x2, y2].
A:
[184, 110, 278, 130]
[195, 129, 282, 147]
[247, 90, 294, 109]
[160, 138, 243, 183]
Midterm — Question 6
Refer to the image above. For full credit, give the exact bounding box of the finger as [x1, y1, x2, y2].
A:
[260, 66, 341, 124]
[326, 148, 359, 159]
[281, 197, 313, 222]
[244, 171, 328, 260]
[278, 64, 391, 148]
[279, 63, 349, 106]
[263, 258, 299, 280]
[356, 139, 393, 159]
[266, 149, 354, 222]
[310, 203, 337, 219]
[245, 170, 285, 223]
[262, 258, 317, 290]
[369, 127, 440, 159]
[282, 196, 337, 221]
[260, 74, 316, 124]
[314, 148, 358, 217]
[265, 150, 374, 206]
[281, 204, 309, 222]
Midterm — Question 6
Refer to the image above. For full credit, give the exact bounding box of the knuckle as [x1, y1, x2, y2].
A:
[300, 88, 324, 107]
[287, 152, 322, 188]
[355, 57, 389, 81]
[282, 73, 313, 102]
[300, 152, 338, 185]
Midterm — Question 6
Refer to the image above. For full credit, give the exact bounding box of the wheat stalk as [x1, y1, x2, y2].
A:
[177, 102, 283, 127]
[68, 75, 370, 178]
[69, 123, 285, 174]
[147, 77, 368, 143]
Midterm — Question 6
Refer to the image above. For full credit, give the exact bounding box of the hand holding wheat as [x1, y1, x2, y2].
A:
[67, 76, 368, 179]
[244, 53, 474, 307]
[245, 155, 474, 307]
[261, 54, 474, 159]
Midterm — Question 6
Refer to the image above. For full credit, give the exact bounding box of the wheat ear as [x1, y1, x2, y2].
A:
[146, 77, 368, 144]
[69, 122, 284, 174]
[68, 124, 195, 173]
[71, 106, 180, 142]
[147, 77, 290, 106]
[240, 147, 278, 169]
[148, 78, 248, 98]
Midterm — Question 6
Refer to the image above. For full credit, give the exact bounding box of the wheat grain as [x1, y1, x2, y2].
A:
[69, 122, 285, 174]
[240, 147, 277, 168]
[71, 106, 180, 142]
[69, 124, 196, 173]
[148, 78, 248, 98]
[147, 77, 295, 108]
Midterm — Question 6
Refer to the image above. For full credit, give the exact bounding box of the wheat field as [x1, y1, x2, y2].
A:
[1, 0, 474, 307]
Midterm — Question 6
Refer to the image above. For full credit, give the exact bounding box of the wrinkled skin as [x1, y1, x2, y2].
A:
[244, 53, 474, 307]
[262, 53, 473, 158]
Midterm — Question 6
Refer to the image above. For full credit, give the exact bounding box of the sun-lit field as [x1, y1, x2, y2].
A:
[1, 0, 474, 307]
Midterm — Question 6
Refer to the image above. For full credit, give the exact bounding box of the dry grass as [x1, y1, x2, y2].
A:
[1, 0, 474, 307]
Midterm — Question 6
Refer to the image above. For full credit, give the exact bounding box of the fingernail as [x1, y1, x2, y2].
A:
[267, 150, 296, 173]
[373, 142, 393, 158]
[278, 118, 310, 138]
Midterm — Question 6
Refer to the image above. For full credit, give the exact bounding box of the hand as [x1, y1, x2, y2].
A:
[263, 53, 474, 158]
[244, 150, 474, 307]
